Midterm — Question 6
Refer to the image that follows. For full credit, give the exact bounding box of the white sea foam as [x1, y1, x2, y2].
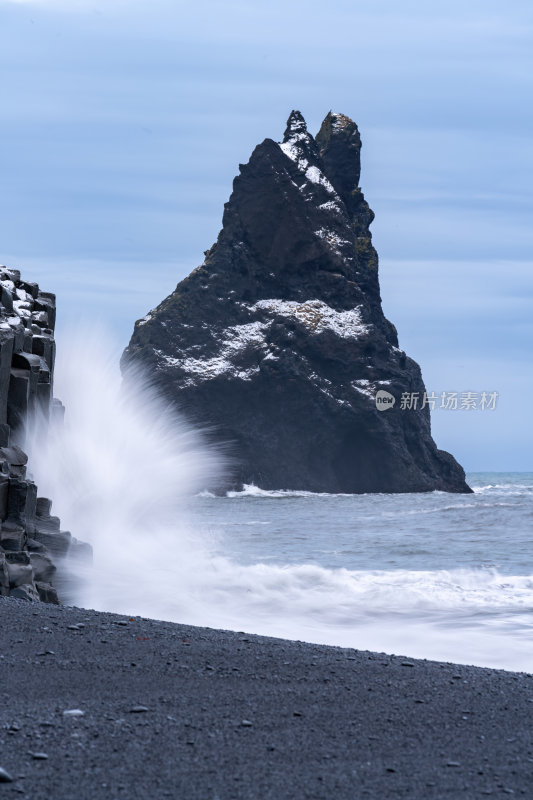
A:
[26, 329, 224, 609]
[473, 484, 532, 493]
[24, 334, 533, 672]
[226, 484, 354, 499]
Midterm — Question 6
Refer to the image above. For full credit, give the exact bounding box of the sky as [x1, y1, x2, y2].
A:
[1, 0, 532, 471]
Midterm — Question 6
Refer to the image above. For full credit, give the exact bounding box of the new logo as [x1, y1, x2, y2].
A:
[375, 390, 396, 411]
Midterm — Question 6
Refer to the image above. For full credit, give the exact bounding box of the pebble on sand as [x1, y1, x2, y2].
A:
[63, 709, 85, 717]
[0, 767, 14, 783]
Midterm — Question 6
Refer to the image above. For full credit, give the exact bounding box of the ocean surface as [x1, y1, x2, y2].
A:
[28, 354, 532, 674]
[186, 473, 533, 672]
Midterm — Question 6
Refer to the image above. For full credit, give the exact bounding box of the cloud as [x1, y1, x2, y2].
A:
[2, 0, 121, 6]
[4, 0, 531, 48]
[1, 0, 144, 14]
[377, 258, 533, 471]
[2, 0, 532, 468]
[0, 254, 185, 349]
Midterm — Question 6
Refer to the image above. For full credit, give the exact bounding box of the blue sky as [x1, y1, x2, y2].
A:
[1, 0, 532, 470]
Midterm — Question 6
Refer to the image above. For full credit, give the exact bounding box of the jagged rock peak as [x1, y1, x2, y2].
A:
[280, 109, 321, 172]
[316, 111, 362, 214]
[123, 111, 471, 494]
[319, 110, 361, 141]
[282, 109, 308, 140]
[276, 110, 365, 224]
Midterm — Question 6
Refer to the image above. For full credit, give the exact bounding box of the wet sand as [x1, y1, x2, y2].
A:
[1, 596, 532, 798]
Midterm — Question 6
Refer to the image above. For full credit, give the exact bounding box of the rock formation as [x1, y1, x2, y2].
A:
[0, 265, 89, 603]
[123, 111, 471, 494]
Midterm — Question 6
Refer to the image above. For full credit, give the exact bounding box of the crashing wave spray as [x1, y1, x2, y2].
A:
[26, 329, 224, 612]
[25, 331, 533, 672]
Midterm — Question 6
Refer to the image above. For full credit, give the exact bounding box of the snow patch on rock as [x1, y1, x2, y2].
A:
[314, 228, 351, 256]
[250, 299, 368, 339]
[279, 139, 338, 197]
[351, 379, 375, 399]
[318, 200, 343, 215]
[304, 166, 336, 194]
[155, 321, 270, 384]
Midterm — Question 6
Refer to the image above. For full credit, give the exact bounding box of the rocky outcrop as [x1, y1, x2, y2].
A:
[122, 111, 471, 494]
[0, 265, 90, 603]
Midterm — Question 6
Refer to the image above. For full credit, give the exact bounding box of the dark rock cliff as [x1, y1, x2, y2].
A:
[122, 111, 471, 494]
[0, 265, 90, 603]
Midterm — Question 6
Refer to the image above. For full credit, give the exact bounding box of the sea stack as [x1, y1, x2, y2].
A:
[122, 111, 471, 494]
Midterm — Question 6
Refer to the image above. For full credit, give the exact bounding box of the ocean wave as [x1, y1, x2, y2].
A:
[173, 563, 533, 671]
[28, 337, 533, 672]
[472, 484, 533, 493]
[196, 563, 533, 617]
[376, 501, 518, 517]
[227, 484, 532, 501]
[216, 520, 271, 526]
[226, 483, 354, 498]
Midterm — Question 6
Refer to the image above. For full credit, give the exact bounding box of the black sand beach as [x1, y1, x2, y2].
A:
[1, 596, 532, 799]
